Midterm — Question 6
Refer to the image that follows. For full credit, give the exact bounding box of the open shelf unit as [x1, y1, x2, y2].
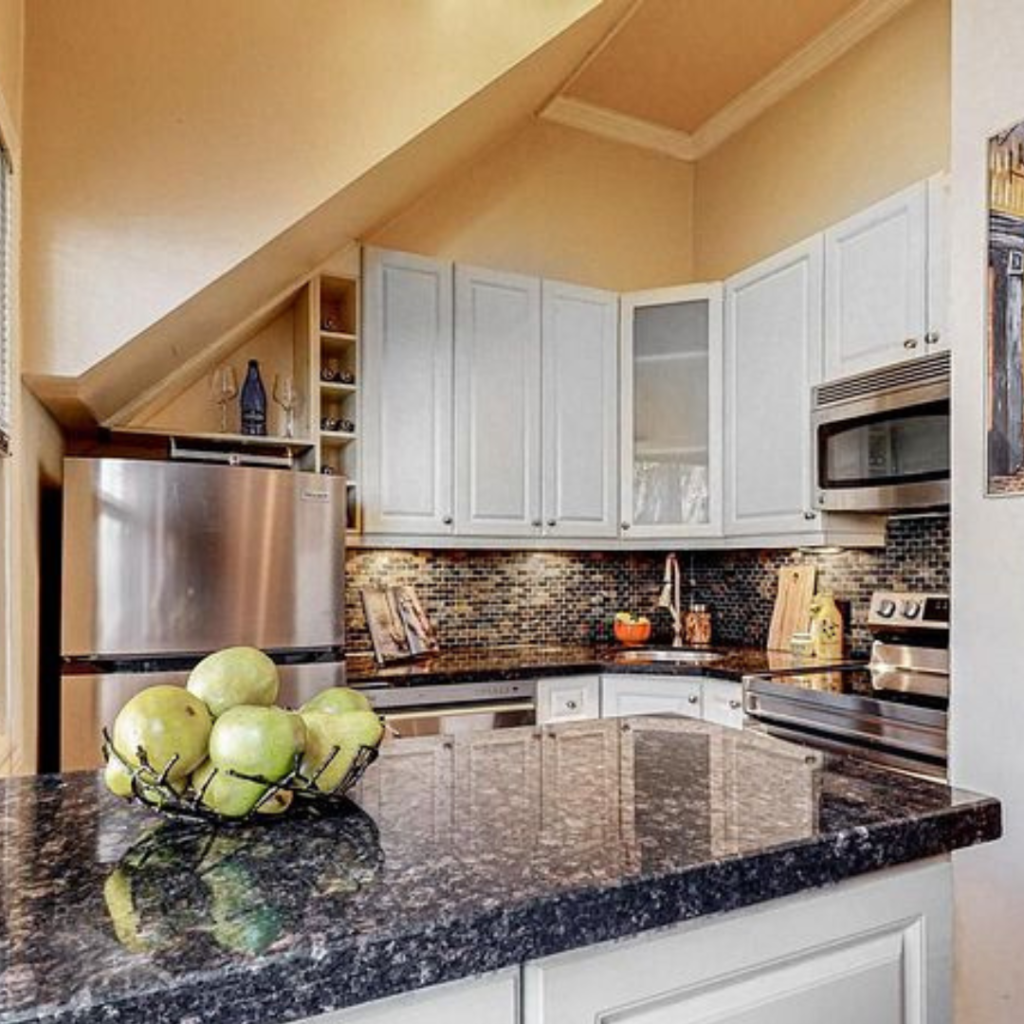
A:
[313, 274, 361, 532]
[101, 256, 363, 534]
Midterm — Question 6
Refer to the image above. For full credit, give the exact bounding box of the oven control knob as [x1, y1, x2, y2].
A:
[876, 599, 897, 618]
[902, 600, 922, 619]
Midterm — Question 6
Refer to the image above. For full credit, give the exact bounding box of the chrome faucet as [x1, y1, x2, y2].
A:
[658, 553, 684, 648]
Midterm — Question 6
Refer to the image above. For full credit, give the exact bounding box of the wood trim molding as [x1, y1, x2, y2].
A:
[540, 0, 915, 162]
[540, 96, 696, 161]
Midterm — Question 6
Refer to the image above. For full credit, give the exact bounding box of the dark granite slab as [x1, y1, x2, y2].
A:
[0, 718, 1000, 1024]
[346, 643, 856, 687]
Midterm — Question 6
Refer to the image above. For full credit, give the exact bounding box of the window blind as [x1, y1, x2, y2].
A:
[0, 145, 10, 457]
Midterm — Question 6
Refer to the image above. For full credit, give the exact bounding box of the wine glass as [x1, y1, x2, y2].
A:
[273, 374, 300, 438]
[210, 366, 238, 433]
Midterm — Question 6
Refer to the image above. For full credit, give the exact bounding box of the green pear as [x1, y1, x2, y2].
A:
[301, 686, 372, 717]
[300, 710, 383, 793]
[256, 787, 293, 815]
[193, 762, 267, 819]
[104, 754, 134, 799]
[112, 685, 212, 781]
[209, 705, 301, 783]
[187, 646, 279, 717]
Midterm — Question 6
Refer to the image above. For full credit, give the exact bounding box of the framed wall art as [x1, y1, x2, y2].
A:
[987, 121, 1024, 494]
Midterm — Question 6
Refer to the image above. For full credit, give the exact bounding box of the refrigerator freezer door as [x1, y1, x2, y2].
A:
[62, 459, 345, 658]
[61, 661, 348, 770]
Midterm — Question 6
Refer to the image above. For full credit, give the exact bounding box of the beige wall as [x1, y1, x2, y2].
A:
[693, 0, 950, 280]
[369, 121, 695, 290]
[0, 0, 21, 144]
[21, 0, 611, 381]
[948, 1, 1024, 1018]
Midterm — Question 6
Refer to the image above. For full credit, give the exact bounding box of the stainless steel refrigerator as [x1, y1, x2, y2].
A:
[60, 457, 347, 770]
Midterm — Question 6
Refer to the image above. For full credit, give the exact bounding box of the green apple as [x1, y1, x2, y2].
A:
[301, 686, 372, 717]
[209, 705, 301, 783]
[300, 709, 383, 793]
[187, 646, 279, 717]
[112, 685, 212, 781]
[192, 760, 267, 818]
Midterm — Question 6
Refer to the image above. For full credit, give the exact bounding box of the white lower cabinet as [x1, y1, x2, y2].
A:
[305, 967, 520, 1024]
[701, 677, 745, 729]
[523, 859, 952, 1024]
[536, 674, 601, 724]
[600, 674, 703, 720]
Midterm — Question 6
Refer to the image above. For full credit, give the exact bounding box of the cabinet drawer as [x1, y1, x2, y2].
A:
[702, 678, 745, 730]
[600, 674, 702, 720]
[537, 675, 600, 724]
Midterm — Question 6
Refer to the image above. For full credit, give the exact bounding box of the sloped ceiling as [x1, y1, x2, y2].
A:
[24, 0, 634, 426]
[566, 0, 861, 134]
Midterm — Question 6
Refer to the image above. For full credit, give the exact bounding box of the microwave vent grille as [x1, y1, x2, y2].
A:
[814, 351, 950, 408]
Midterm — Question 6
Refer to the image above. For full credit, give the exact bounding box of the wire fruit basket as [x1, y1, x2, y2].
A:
[102, 723, 382, 826]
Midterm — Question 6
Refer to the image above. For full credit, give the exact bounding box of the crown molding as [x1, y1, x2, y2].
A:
[689, 0, 915, 157]
[540, 0, 915, 162]
[540, 96, 696, 161]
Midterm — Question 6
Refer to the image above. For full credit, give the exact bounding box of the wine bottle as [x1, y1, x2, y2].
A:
[239, 359, 267, 436]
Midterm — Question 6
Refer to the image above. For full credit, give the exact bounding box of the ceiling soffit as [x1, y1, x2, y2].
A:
[541, 0, 915, 162]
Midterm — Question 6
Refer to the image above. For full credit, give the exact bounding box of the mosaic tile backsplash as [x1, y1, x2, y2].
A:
[345, 514, 949, 657]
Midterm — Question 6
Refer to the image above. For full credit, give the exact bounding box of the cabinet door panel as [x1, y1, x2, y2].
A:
[455, 266, 542, 536]
[725, 237, 822, 536]
[536, 675, 601, 724]
[362, 249, 453, 535]
[701, 678, 745, 729]
[542, 281, 619, 538]
[601, 675, 702, 719]
[824, 182, 927, 380]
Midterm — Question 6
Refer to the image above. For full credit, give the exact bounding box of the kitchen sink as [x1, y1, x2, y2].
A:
[614, 649, 723, 665]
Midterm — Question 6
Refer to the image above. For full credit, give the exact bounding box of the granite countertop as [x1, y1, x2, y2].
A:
[0, 717, 1000, 1024]
[345, 643, 857, 686]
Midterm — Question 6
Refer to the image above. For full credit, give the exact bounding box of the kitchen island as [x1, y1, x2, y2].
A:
[0, 717, 1000, 1024]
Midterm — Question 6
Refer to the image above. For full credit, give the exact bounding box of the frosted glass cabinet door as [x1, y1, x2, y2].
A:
[362, 248, 454, 535]
[620, 284, 723, 538]
[454, 265, 543, 536]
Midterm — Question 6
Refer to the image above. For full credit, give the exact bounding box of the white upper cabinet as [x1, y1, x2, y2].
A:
[725, 236, 823, 536]
[926, 172, 950, 352]
[362, 248, 454, 535]
[620, 284, 723, 538]
[541, 281, 619, 539]
[823, 181, 928, 380]
[454, 265, 543, 537]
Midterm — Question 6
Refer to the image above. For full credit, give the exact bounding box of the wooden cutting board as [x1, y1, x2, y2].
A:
[767, 566, 817, 651]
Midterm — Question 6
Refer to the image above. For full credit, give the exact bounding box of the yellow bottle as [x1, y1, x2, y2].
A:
[809, 592, 844, 660]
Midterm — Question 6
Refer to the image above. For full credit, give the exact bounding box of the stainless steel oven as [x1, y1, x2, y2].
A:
[812, 351, 950, 513]
[743, 591, 950, 780]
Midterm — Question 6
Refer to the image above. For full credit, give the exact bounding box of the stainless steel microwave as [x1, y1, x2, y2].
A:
[812, 351, 950, 513]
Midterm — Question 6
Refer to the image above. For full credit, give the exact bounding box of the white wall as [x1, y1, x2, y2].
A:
[949, 1, 1024, 1019]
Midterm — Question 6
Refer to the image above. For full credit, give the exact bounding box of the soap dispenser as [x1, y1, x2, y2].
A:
[809, 592, 844, 660]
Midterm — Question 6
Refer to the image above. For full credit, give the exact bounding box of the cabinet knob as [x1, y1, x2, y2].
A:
[565, 700, 578, 711]
[547, 519, 557, 528]
[925, 331, 941, 346]
[621, 522, 631, 532]
[803, 510, 817, 521]
[531, 519, 542, 528]
[903, 338, 919, 350]
[442, 515, 453, 525]
[729, 699, 742, 710]
[687, 694, 699, 705]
